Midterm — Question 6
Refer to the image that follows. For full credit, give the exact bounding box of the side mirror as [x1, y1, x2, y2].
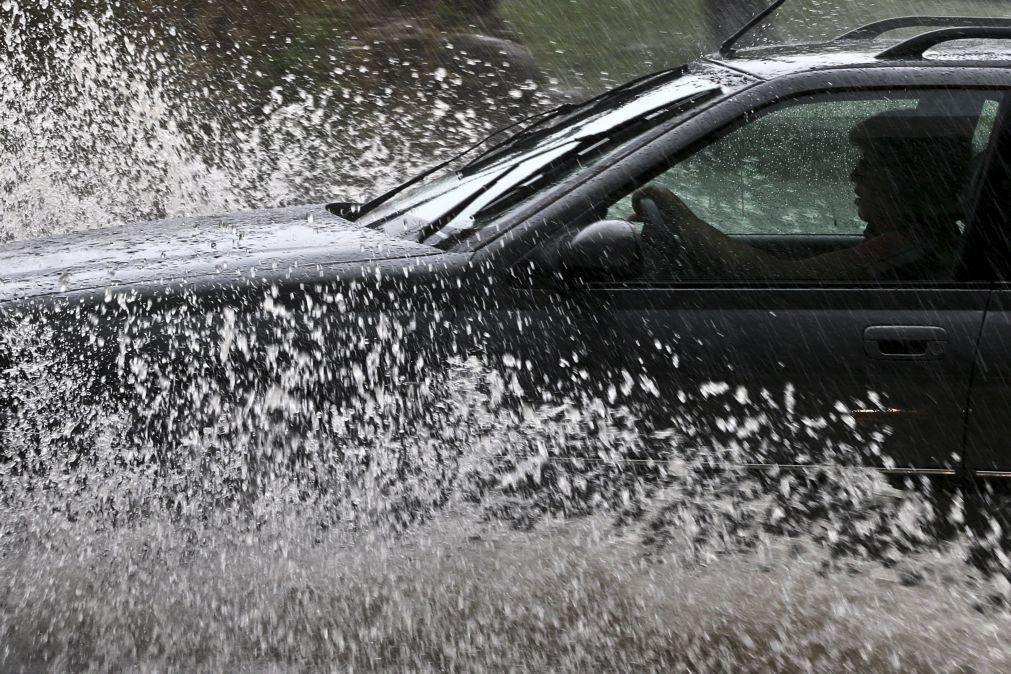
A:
[556, 220, 643, 282]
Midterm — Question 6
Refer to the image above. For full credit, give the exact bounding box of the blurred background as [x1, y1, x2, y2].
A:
[92, 0, 1011, 94]
[119, 0, 761, 93]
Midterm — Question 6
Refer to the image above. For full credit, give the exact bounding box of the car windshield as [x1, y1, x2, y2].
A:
[358, 63, 749, 250]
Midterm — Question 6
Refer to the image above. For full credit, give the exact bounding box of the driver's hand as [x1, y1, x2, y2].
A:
[633, 184, 696, 224]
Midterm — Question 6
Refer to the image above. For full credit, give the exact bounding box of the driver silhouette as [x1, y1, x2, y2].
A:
[633, 110, 974, 281]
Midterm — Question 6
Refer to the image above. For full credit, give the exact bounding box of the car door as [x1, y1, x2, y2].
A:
[498, 68, 1011, 474]
[962, 98, 1011, 476]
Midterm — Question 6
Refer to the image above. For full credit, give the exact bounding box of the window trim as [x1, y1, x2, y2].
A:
[487, 66, 1011, 290]
[630, 88, 991, 239]
[601, 85, 1004, 287]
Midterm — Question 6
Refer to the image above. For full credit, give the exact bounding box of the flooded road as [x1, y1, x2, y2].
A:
[5, 511, 1011, 671]
[4, 1, 1011, 671]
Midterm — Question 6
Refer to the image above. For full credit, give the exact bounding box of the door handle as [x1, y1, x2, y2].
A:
[864, 326, 947, 361]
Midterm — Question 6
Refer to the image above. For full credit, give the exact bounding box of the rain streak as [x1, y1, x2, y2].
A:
[3, 1, 1011, 671]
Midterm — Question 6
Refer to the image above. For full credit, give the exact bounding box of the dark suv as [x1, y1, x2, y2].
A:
[3, 13, 1011, 481]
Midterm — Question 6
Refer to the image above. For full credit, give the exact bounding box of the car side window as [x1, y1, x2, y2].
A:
[603, 88, 1005, 283]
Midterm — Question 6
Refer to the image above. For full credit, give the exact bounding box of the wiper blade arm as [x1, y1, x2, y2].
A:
[326, 101, 582, 222]
[460, 65, 692, 175]
[329, 64, 691, 222]
[421, 87, 722, 245]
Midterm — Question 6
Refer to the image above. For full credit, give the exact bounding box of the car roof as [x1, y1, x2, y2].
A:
[709, 40, 1011, 80]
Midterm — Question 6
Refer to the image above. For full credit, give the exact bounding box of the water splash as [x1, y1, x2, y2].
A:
[2, 311, 1007, 669]
[0, 0, 543, 240]
[2, 1, 1011, 671]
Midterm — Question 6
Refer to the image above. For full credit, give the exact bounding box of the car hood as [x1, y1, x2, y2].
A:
[0, 204, 443, 302]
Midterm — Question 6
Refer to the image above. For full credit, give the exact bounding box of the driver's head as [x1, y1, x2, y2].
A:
[849, 111, 973, 232]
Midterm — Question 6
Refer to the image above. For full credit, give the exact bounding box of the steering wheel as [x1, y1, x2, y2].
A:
[636, 194, 685, 279]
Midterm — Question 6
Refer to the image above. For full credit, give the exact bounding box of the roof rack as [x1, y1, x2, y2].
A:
[837, 16, 1011, 42]
[877, 26, 1011, 60]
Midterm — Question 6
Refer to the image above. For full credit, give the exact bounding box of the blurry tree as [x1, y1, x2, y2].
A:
[116, 0, 540, 105]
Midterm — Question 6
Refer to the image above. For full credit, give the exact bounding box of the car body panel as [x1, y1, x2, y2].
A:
[473, 63, 1011, 473]
[964, 96, 1011, 476]
[966, 289, 1011, 474]
[0, 204, 442, 303]
[710, 43, 888, 79]
[573, 285, 987, 470]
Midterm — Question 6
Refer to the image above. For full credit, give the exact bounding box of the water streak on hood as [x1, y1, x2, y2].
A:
[0, 204, 441, 302]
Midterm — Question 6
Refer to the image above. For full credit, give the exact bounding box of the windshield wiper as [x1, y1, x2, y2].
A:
[417, 87, 722, 246]
[327, 64, 691, 223]
[459, 65, 693, 176]
[327, 104, 580, 222]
